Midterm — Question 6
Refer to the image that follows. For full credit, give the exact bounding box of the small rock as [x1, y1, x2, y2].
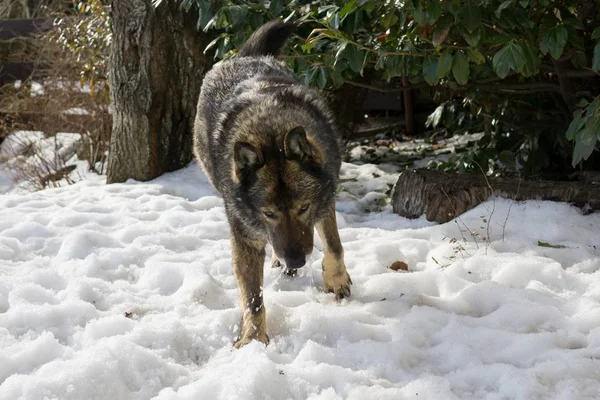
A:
[390, 261, 409, 271]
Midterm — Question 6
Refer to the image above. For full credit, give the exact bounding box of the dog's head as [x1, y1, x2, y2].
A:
[232, 126, 336, 269]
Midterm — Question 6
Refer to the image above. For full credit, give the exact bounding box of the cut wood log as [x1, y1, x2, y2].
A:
[392, 169, 600, 223]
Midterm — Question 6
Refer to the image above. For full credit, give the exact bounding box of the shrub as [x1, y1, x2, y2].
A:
[172, 0, 600, 175]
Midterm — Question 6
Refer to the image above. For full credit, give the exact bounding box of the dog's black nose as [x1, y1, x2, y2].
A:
[284, 256, 305, 269]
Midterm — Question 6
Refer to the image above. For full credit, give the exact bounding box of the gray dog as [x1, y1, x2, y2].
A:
[193, 21, 352, 348]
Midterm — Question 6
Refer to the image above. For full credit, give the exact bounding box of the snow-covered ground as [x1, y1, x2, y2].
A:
[1, 161, 600, 400]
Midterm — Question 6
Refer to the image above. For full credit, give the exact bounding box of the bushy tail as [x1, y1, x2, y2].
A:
[238, 21, 297, 57]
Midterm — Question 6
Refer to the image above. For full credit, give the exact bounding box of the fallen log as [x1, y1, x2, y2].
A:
[392, 169, 600, 223]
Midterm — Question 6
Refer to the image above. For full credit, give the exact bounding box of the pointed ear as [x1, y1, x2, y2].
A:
[284, 126, 322, 165]
[233, 142, 263, 181]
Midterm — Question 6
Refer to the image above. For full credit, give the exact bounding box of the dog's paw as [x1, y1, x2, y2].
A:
[233, 333, 270, 349]
[324, 271, 352, 301]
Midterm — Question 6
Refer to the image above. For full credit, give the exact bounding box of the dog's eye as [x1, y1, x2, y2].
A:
[263, 210, 276, 219]
[298, 203, 310, 215]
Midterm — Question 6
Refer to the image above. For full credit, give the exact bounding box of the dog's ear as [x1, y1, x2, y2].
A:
[284, 126, 323, 165]
[233, 142, 263, 181]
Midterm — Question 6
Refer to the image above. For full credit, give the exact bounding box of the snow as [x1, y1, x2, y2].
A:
[345, 132, 485, 167]
[1, 161, 600, 399]
[0, 130, 98, 194]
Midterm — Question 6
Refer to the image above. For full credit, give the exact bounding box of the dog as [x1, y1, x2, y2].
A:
[193, 21, 352, 348]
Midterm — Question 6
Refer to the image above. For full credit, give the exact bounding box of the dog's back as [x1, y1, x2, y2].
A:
[193, 21, 340, 195]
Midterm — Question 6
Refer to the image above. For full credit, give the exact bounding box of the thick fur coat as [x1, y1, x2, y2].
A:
[193, 21, 351, 348]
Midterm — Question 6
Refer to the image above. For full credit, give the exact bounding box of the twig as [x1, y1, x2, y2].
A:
[345, 79, 562, 94]
[467, 156, 495, 254]
[501, 178, 521, 241]
[441, 186, 478, 251]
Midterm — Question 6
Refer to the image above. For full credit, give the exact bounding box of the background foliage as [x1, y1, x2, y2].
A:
[48, 0, 111, 99]
[165, 0, 600, 177]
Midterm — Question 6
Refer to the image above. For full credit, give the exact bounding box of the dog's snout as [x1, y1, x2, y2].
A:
[284, 250, 306, 269]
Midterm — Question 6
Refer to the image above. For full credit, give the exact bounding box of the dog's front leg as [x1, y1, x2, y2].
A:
[231, 234, 269, 348]
[316, 203, 352, 300]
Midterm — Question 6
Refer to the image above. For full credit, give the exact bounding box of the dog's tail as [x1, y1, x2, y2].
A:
[238, 21, 297, 57]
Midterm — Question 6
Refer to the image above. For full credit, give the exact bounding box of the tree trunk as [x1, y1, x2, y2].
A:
[392, 169, 600, 224]
[107, 0, 213, 184]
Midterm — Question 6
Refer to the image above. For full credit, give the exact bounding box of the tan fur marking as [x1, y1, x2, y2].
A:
[270, 247, 281, 268]
[306, 136, 325, 166]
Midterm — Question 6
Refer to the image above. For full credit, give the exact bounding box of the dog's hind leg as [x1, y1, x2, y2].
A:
[231, 233, 269, 348]
[316, 203, 352, 300]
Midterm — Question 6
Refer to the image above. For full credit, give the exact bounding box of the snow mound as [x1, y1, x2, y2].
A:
[1, 162, 599, 399]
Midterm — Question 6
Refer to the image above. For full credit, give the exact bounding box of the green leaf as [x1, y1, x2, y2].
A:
[452, 51, 470, 85]
[204, 35, 221, 55]
[568, 30, 584, 50]
[540, 24, 568, 60]
[433, 15, 453, 47]
[269, 0, 285, 16]
[537, 241, 567, 249]
[382, 11, 398, 29]
[426, 105, 444, 128]
[577, 99, 590, 108]
[360, 51, 370, 76]
[343, 44, 364, 74]
[462, 27, 481, 47]
[566, 109, 584, 141]
[333, 41, 348, 67]
[592, 27, 600, 40]
[249, 12, 265, 29]
[339, 0, 357, 19]
[423, 58, 439, 85]
[593, 42, 600, 72]
[330, 12, 341, 30]
[493, 41, 526, 78]
[571, 104, 600, 166]
[197, 4, 215, 31]
[317, 67, 327, 89]
[461, 2, 481, 33]
[303, 66, 318, 86]
[495, 0, 513, 18]
[499, 150, 516, 168]
[330, 66, 344, 88]
[224, 5, 248, 28]
[564, 18, 584, 30]
[374, 54, 386, 70]
[413, 3, 426, 26]
[572, 127, 598, 166]
[215, 35, 231, 59]
[437, 52, 453, 78]
[413, 1, 441, 26]
[467, 48, 485, 64]
[514, 8, 534, 29]
[386, 55, 406, 79]
[518, 42, 541, 77]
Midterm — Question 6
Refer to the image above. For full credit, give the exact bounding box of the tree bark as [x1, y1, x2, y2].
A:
[107, 0, 213, 184]
[392, 169, 600, 224]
